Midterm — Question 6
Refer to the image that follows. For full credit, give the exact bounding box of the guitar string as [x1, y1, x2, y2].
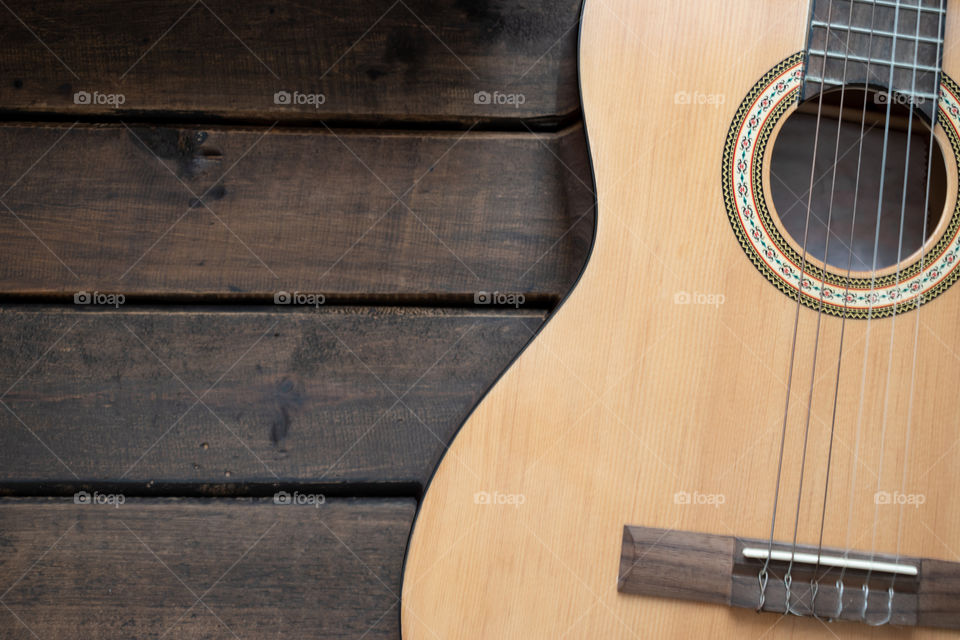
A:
[849, 0, 902, 616]
[759, 0, 835, 604]
[809, 0, 862, 608]
[889, 0, 944, 599]
[865, 0, 925, 609]
[838, 1, 881, 596]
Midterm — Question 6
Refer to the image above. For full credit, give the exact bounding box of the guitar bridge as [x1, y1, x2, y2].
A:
[618, 525, 960, 629]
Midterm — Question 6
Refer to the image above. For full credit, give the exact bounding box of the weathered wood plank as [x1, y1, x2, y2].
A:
[0, 497, 412, 639]
[0, 123, 593, 299]
[0, 0, 582, 123]
[0, 306, 545, 489]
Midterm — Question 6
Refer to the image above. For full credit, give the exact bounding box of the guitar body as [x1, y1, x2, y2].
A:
[402, 1, 960, 638]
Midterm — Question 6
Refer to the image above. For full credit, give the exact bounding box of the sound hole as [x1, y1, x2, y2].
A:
[769, 87, 947, 273]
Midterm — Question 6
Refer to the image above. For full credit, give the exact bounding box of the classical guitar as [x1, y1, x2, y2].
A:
[403, 0, 960, 637]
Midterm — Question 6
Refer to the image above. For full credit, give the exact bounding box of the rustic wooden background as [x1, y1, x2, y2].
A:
[0, 1, 593, 638]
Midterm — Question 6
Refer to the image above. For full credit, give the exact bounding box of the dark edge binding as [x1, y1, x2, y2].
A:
[397, 0, 601, 635]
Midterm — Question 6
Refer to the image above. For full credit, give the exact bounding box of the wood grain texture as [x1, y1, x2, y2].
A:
[620, 526, 960, 628]
[0, 306, 544, 489]
[402, 0, 960, 638]
[618, 526, 733, 605]
[0, 123, 592, 299]
[0, 0, 581, 123]
[919, 558, 960, 630]
[0, 497, 412, 639]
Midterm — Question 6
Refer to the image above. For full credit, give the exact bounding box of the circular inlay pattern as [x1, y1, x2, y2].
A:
[722, 52, 960, 318]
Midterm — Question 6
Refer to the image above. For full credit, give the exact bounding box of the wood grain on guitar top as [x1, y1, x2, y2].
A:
[402, 1, 960, 638]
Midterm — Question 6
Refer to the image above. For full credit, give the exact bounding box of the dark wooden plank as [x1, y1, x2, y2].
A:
[0, 0, 582, 123]
[0, 306, 545, 489]
[0, 497, 412, 639]
[0, 123, 593, 299]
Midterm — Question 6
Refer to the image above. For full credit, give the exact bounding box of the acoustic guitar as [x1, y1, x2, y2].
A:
[403, 0, 960, 637]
